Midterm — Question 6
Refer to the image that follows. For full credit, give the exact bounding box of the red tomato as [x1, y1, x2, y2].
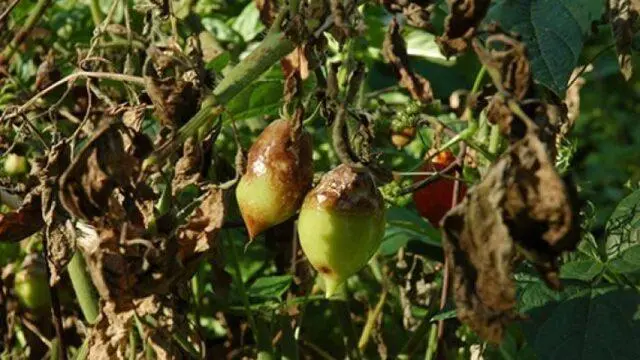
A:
[412, 151, 467, 227]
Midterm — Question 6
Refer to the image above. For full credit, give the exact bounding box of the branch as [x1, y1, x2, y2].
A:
[4, 71, 145, 121]
[0, 0, 52, 62]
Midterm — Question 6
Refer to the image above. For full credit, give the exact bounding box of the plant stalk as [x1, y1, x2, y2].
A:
[160, 30, 295, 158]
[331, 299, 362, 360]
[68, 252, 99, 324]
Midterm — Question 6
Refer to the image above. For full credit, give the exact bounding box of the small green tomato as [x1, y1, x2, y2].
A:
[297, 164, 386, 297]
[14, 265, 51, 311]
[3, 153, 29, 177]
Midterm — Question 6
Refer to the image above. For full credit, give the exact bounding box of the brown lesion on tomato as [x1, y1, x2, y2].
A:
[302, 164, 384, 215]
[244, 119, 314, 211]
[244, 213, 268, 240]
[317, 265, 333, 275]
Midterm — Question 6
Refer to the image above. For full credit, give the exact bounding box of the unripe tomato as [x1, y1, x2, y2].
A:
[14, 264, 51, 311]
[412, 151, 467, 227]
[3, 153, 29, 176]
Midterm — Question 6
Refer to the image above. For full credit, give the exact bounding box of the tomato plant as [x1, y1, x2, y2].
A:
[0, 0, 638, 359]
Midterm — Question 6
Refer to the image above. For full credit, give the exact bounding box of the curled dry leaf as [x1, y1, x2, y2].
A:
[437, 0, 491, 56]
[475, 33, 572, 156]
[175, 187, 225, 263]
[59, 122, 152, 222]
[0, 190, 44, 243]
[172, 137, 203, 195]
[256, 0, 278, 27]
[442, 133, 579, 343]
[380, 0, 434, 30]
[144, 47, 202, 129]
[383, 18, 433, 104]
[560, 67, 588, 142]
[39, 142, 73, 284]
[86, 295, 189, 359]
[609, 0, 640, 80]
[34, 50, 60, 92]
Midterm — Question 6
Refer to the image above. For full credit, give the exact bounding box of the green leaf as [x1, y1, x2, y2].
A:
[516, 275, 640, 360]
[247, 275, 293, 299]
[487, 0, 604, 95]
[381, 207, 441, 254]
[202, 17, 243, 44]
[404, 29, 454, 66]
[206, 51, 232, 73]
[430, 309, 457, 322]
[560, 258, 604, 281]
[224, 79, 284, 122]
[231, 2, 265, 42]
[607, 244, 640, 275]
[606, 189, 640, 259]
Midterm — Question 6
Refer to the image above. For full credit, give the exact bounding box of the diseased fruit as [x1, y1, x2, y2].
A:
[391, 126, 417, 149]
[236, 119, 313, 239]
[3, 153, 29, 176]
[14, 260, 51, 311]
[297, 165, 386, 297]
[413, 150, 467, 227]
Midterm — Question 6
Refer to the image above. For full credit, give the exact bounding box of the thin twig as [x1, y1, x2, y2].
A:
[0, 0, 22, 26]
[5, 71, 145, 121]
[566, 43, 615, 89]
[0, 0, 52, 61]
[435, 143, 466, 353]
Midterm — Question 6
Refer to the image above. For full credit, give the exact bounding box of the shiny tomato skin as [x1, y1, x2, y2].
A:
[412, 151, 467, 227]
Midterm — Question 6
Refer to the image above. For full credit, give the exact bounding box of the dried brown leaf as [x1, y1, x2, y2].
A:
[87, 295, 190, 359]
[59, 123, 151, 222]
[437, 0, 491, 56]
[256, 0, 279, 26]
[442, 133, 579, 343]
[145, 76, 200, 128]
[175, 187, 225, 263]
[609, 0, 640, 80]
[172, 137, 202, 195]
[383, 18, 434, 103]
[380, 0, 435, 30]
[0, 190, 44, 243]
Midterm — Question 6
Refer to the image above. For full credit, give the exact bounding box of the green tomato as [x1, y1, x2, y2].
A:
[297, 164, 386, 297]
[298, 207, 385, 297]
[3, 154, 29, 177]
[14, 267, 51, 311]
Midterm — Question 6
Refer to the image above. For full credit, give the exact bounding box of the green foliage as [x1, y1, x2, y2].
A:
[487, 0, 604, 94]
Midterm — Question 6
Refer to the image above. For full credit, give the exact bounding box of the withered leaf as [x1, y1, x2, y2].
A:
[34, 50, 60, 92]
[86, 295, 190, 359]
[281, 46, 309, 108]
[609, 0, 640, 80]
[256, 0, 279, 27]
[145, 76, 200, 128]
[172, 137, 202, 195]
[59, 122, 150, 222]
[144, 47, 202, 128]
[437, 0, 491, 56]
[175, 187, 225, 263]
[560, 67, 588, 141]
[0, 190, 43, 243]
[380, 0, 434, 30]
[442, 133, 579, 343]
[383, 18, 434, 103]
[473, 35, 532, 101]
